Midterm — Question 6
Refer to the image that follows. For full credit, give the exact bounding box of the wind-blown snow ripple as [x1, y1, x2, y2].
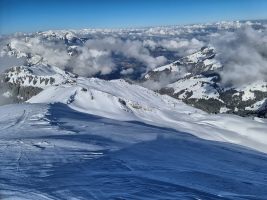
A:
[0, 103, 267, 199]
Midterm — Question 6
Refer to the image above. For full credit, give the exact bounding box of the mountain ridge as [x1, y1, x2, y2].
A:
[1, 20, 267, 117]
[143, 47, 267, 117]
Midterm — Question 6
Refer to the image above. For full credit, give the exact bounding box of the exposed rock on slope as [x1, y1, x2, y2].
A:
[0, 64, 75, 105]
[144, 47, 267, 117]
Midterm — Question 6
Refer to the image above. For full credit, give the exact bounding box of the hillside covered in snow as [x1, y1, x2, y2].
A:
[1, 20, 267, 199]
[1, 102, 267, 199]
[1, 20, 267, 117]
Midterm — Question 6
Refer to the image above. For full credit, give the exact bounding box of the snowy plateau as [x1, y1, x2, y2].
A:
[1, 20, 267, 200]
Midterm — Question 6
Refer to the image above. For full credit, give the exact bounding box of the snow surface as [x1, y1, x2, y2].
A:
[1, 103, 267, 199]
[5, 65, 75, 88]
[1, 20, 267, 199]
[2, 91, 12, 98]
[219, 106, 231, 113]
[166, 76, 220, 100]
[152, 59, 182, 73]
[1, 76, 267, 199]
[246, 98, 267, 111]
[28, 77, 267, 154]
[151, 47, 220, 73]
[238, 81, 267, 101]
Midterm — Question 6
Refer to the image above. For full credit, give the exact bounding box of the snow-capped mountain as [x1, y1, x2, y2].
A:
[0, 64, 76, 105]
[0, 60, 266, 153]
[1, 20, 267, 199]
[1, 20, 267, 117]
[144, 47, 221, 81]
[144, 47, 267, 117]
[1, 63, 267, 199]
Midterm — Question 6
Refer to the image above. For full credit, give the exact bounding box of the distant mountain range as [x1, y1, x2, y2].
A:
[1, 20, 267, 117]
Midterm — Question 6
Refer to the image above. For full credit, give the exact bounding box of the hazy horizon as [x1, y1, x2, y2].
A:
[1, 0, 267, 34]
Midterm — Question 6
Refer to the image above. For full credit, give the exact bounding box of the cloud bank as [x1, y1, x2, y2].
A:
[211, 27, 267, 87]
[6, 36, 168, 77]
[9, 38, 70, 67]
[0, 55, 26, 73]
[2, 22, 267, 87]
[144, 38, 204, 56]
[82, 37, 167, 74]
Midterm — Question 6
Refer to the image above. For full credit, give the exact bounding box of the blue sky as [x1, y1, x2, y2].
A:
[1, 0, 267, 34]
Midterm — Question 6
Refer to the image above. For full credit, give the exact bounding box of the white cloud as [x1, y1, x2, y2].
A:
[120, 68, 134, 75]
[211, 27, 267, 87]
[10, 38, 70, 67]
[85, 37, 167, 70]
[71, 48, 115, 76]
[0, 55, 26, 73]
[143, 38, 204, 57]
[2, 30, 210, 79]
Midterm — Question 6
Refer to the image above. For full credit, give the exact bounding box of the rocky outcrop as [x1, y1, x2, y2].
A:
[0, 75, 43, 105]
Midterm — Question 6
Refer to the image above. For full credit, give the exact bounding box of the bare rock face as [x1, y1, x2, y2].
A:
[0, 83, 43, 105]
[0, 74, 43, 105]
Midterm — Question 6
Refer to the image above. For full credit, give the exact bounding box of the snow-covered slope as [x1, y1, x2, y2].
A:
[144, 47, 221, 80]
[1, 20, 267, 199]
[1, 102, 267, 200]
[162, 75, 220, 100]
[4, 64, 76, 88]
[144, 46, 267, 117]
[28, 77, 267, 154]
[0, 64, 76, 105]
